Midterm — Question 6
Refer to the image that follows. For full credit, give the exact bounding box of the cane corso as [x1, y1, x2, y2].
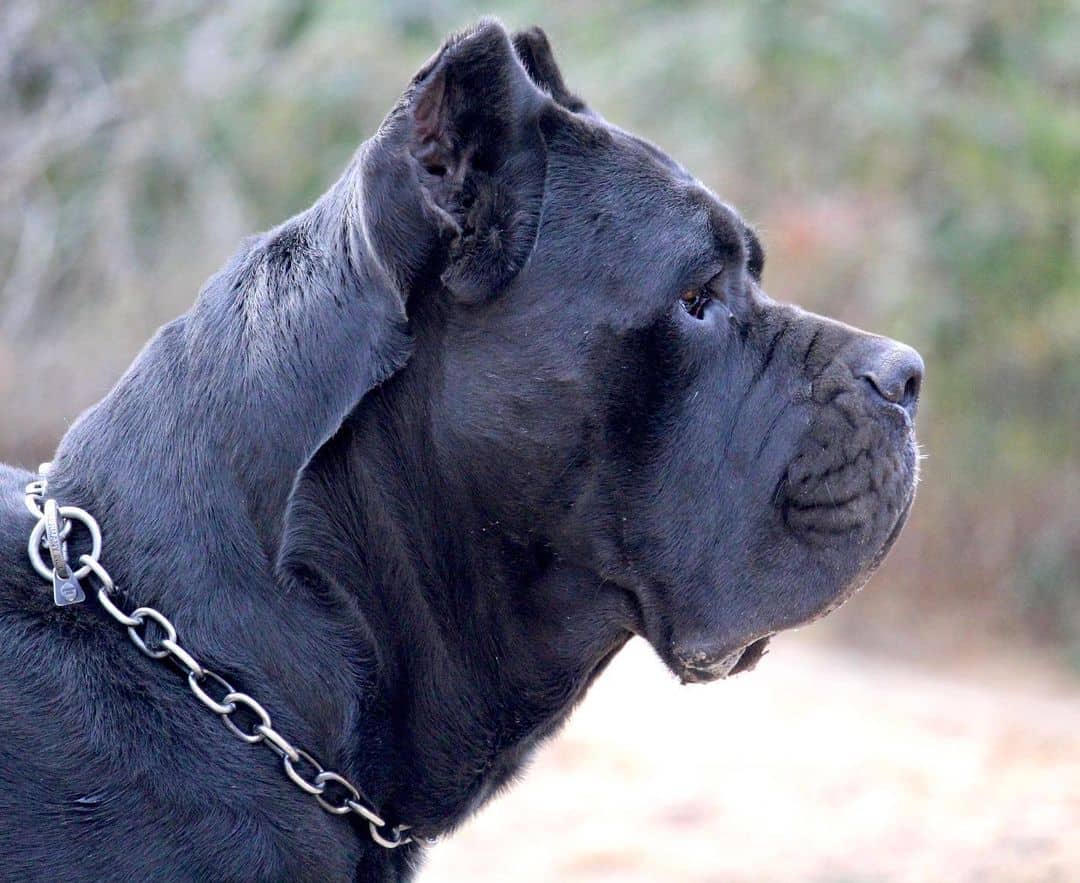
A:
[0, 20, 923, 882]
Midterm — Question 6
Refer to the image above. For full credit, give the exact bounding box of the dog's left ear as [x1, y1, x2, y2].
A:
[511, 26, 589, 115]
[408, 20, 547, 303]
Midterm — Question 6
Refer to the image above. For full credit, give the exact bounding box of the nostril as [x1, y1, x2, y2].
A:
[860, 343, 924, 412]
[901, 373, 921, 408]
[862, 371, 892, 402]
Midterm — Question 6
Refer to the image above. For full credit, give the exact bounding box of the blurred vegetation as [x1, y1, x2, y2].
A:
[1, 1, 1077, 665]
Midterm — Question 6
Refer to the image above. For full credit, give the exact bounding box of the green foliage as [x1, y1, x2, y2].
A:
[1, 0, 1076, 660]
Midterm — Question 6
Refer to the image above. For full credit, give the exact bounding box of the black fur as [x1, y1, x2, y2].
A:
[0, 20, 923, 882]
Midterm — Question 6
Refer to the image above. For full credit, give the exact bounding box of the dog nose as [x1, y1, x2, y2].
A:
[860, 340, 924, 413]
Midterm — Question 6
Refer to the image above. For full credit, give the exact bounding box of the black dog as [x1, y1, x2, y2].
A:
[0, 21, 922, 882]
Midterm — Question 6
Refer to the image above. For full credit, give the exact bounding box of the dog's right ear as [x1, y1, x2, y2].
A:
[360, 21, 550, 303]
[403, 20, 549, 304]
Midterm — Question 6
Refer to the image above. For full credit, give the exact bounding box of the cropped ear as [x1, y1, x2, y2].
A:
[511, 27, 589, 114]
[408, 20, 548, 303]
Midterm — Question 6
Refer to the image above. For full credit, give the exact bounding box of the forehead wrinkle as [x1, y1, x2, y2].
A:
[568, 110, 754, 274]
[542, 115, 726, 288]
[691, 190, 748, 262]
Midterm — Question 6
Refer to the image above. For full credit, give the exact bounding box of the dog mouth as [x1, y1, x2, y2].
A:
[676, 635, 772, 685]
[622, 427, 917, 689]
[780, 434, 918, 549]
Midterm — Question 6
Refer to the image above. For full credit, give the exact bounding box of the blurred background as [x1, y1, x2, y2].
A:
[1, 1, 1077, 880]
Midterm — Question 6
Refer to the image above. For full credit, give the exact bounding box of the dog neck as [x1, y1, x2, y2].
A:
[32, 141, 630, 862]
[30, 151, 423, 859]
[282, 326, 635, 839]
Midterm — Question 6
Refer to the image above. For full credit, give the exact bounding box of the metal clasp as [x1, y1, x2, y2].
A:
[26, 473, 101, 606]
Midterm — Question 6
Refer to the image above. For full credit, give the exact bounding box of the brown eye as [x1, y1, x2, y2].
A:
[679, 287, 711, 320]
[679, 269, 727, 320]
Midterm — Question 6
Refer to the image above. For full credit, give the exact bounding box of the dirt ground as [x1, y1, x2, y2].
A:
[421, 634, 1080, 883]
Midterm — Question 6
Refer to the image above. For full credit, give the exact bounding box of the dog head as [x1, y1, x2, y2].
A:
[354, 20, 922, 684]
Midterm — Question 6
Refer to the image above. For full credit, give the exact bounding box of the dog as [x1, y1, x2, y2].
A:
[0, 20, 923, 882]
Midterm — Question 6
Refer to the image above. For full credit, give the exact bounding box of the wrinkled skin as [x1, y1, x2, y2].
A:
[0, 20, 922, 882]
[312, 21, 923, 686]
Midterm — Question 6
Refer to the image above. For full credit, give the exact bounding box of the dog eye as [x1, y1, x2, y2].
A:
[679, 287, 710, 319]
[679, 272, 725, 320]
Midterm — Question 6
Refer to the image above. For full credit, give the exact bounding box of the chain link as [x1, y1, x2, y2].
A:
[23, 467, 425, 850]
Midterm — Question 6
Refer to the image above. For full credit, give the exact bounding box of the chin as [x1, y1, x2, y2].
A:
[664, 479, 918, 687]
[674, 635, 774, 684]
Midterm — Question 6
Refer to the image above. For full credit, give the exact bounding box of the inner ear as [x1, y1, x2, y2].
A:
[408, 20, 548, 304]
[412, 72, 452, 177]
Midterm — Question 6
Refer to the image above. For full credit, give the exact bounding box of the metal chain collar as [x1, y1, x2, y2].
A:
[24, 463, 425, 851]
